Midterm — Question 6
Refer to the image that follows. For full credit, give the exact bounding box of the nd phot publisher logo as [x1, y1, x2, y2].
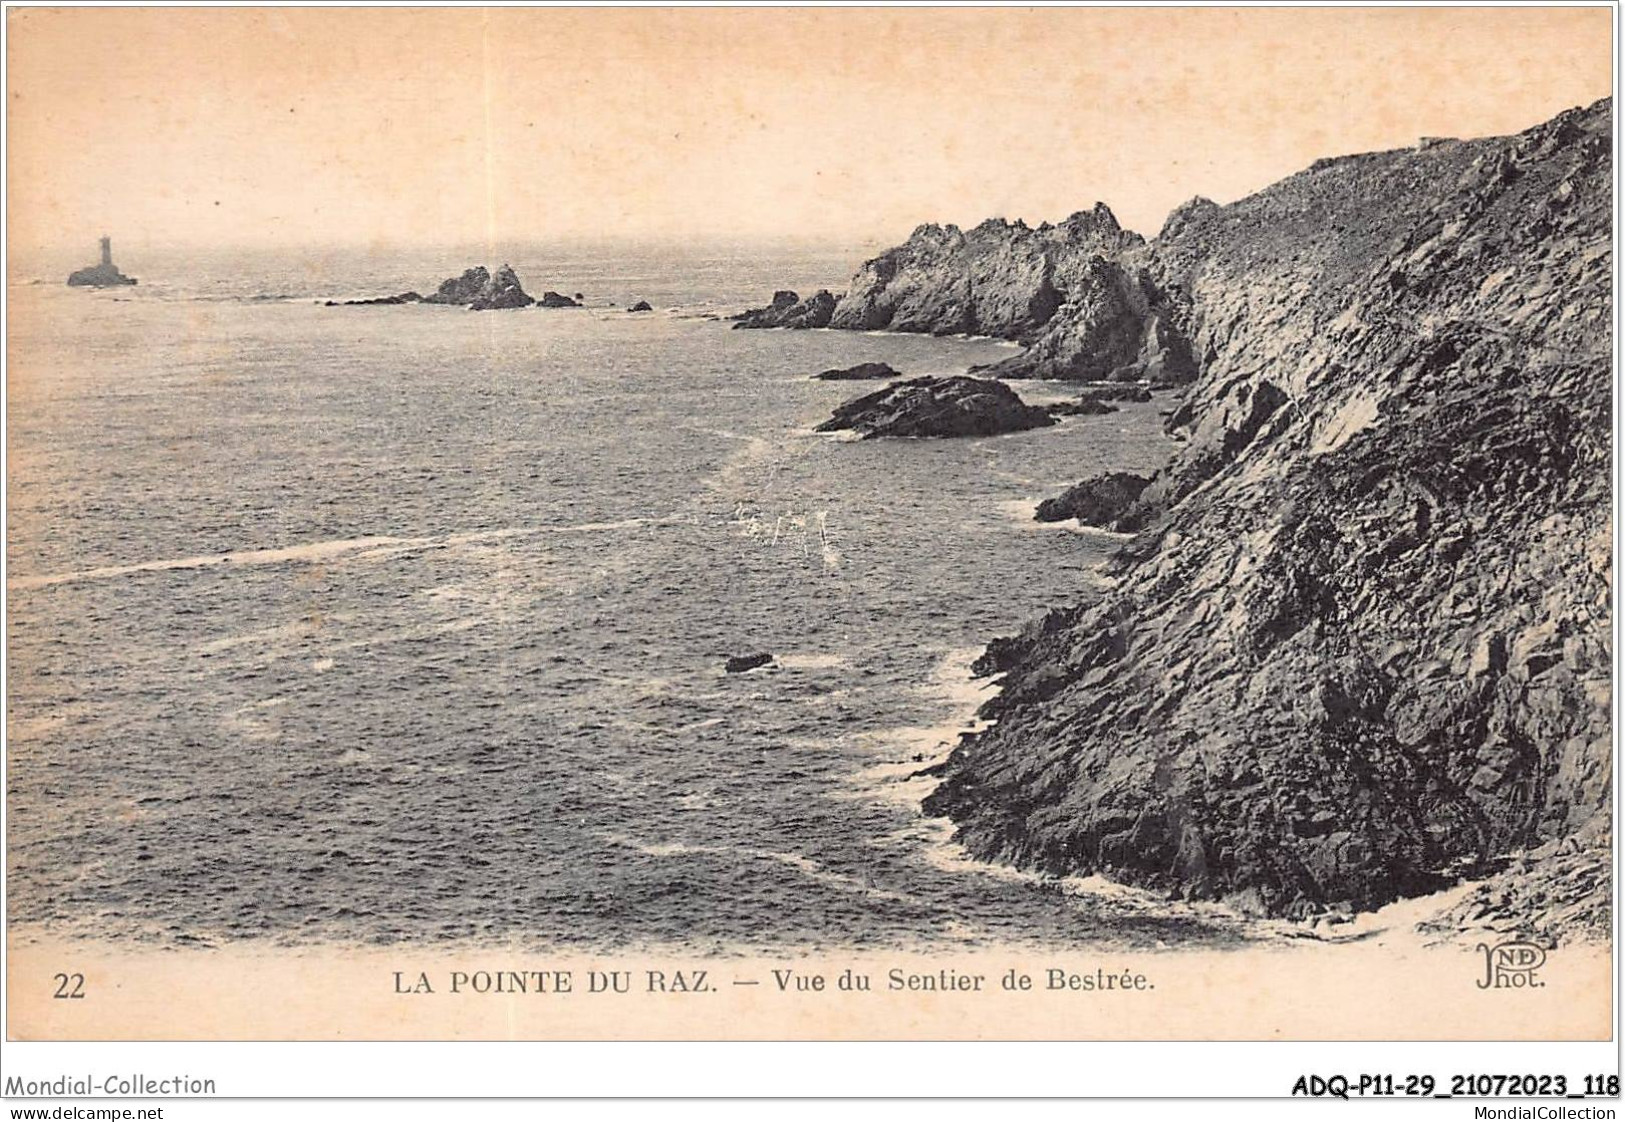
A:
[1476, 940, 1547, 990]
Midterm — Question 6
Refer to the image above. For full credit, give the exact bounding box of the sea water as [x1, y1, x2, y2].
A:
[6, 240, 1230, 951]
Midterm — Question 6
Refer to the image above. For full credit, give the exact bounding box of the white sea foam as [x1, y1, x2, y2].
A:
[604, 834, 914, 905]
[9, 516, 693, 591]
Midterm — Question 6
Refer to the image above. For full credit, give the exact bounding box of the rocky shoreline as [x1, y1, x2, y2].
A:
[796, 98, 1613, 943]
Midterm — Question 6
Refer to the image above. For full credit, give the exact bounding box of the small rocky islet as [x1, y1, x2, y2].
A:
[743, 97, 1613, 942]
[814, 376, 1054, 440]
[330, 265, 586, 310]
[812, 361, 900, 381]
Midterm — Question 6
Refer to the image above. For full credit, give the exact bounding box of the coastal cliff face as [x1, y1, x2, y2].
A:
[921, 100, 1613, 936]
[822, 205, 1197, 384]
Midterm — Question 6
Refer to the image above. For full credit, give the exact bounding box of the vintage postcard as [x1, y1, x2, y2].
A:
[2, 3, 1616, 1069]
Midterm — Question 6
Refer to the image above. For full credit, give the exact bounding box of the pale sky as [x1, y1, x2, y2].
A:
[6, 6, 1613, 253]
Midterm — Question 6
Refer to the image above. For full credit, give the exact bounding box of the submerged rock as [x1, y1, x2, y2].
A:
[67, 237, 136, 287]
[326, 292, 422, 306]
[812, 361, 901, 381]
[1075, 382, 1154, 403]
[1044, 398, 1119, 417]
[732, 289, 838, 329]
[725, 653, 774, 674]
[1033, 472, 1151, 525]
[816, 375, 1054, 440]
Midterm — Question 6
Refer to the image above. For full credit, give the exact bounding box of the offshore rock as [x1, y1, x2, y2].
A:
[923, 99, 1614, 936]
[468, 265, 536, 310]
[725, 653, 774, 674]
[812, 362, 901, 381]
[332, 264, 535, 310]
[627, 300, 655, 313]
[1045, 398, 1118, 418]
[1076, 383, 1154, 403]
[732, 289, 837, 329]
[539, 291, 581, 308]
[815, 376, 1054, 440]
[423, 266, 492, 305]
[326, 292, 422, 306]
[1032, 472, 1150, 525]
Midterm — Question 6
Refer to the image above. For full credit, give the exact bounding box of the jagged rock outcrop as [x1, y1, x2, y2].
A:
[815, 376, 1053, 440]
[468, 265, 535, 310]
[732, 289, 837, 329]
[813, 362, 901, 381]
[67, 237, 136, 287]
[923, 99, 1613, 936]
[423, 266, 492, 305]
[334, 265, 537, 310]
[816, 207, 1199, 384]
[1033, 472, 1151, 524]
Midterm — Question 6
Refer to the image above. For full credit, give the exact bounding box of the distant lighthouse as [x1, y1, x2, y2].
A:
[67, 236, 137, 287]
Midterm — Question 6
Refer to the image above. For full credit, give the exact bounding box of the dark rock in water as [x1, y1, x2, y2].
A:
[1033, 471, 1151, 524]
[574, 293, 584, 301]
[67, 236, 136, 287]
[924, 98, 1614, 934]
[67, 263, 137, 287]
[812, 361, 901, 381]
[732, 289, 838, 329]
[816, 375, 1054, 439]
[725, 653, 774, 674]
[1075, 382, 1154, 403]
[469, 265, 535, 310]
[326, 292, 422, 307]
[416, 264, 534, 309]
[539, 290, 581, 308]
[627, 300, 654, 313]
[1045, 398, 1119, 417]
[423, 266, 491, 305]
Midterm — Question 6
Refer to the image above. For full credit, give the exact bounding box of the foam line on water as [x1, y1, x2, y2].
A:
[9, 515, 694, 591]
[601, 834, 914, 905]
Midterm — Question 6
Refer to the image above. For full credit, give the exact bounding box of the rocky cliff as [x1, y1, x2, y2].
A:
[808, 205, 1197, 384]
[921, 99, 1613, 937]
